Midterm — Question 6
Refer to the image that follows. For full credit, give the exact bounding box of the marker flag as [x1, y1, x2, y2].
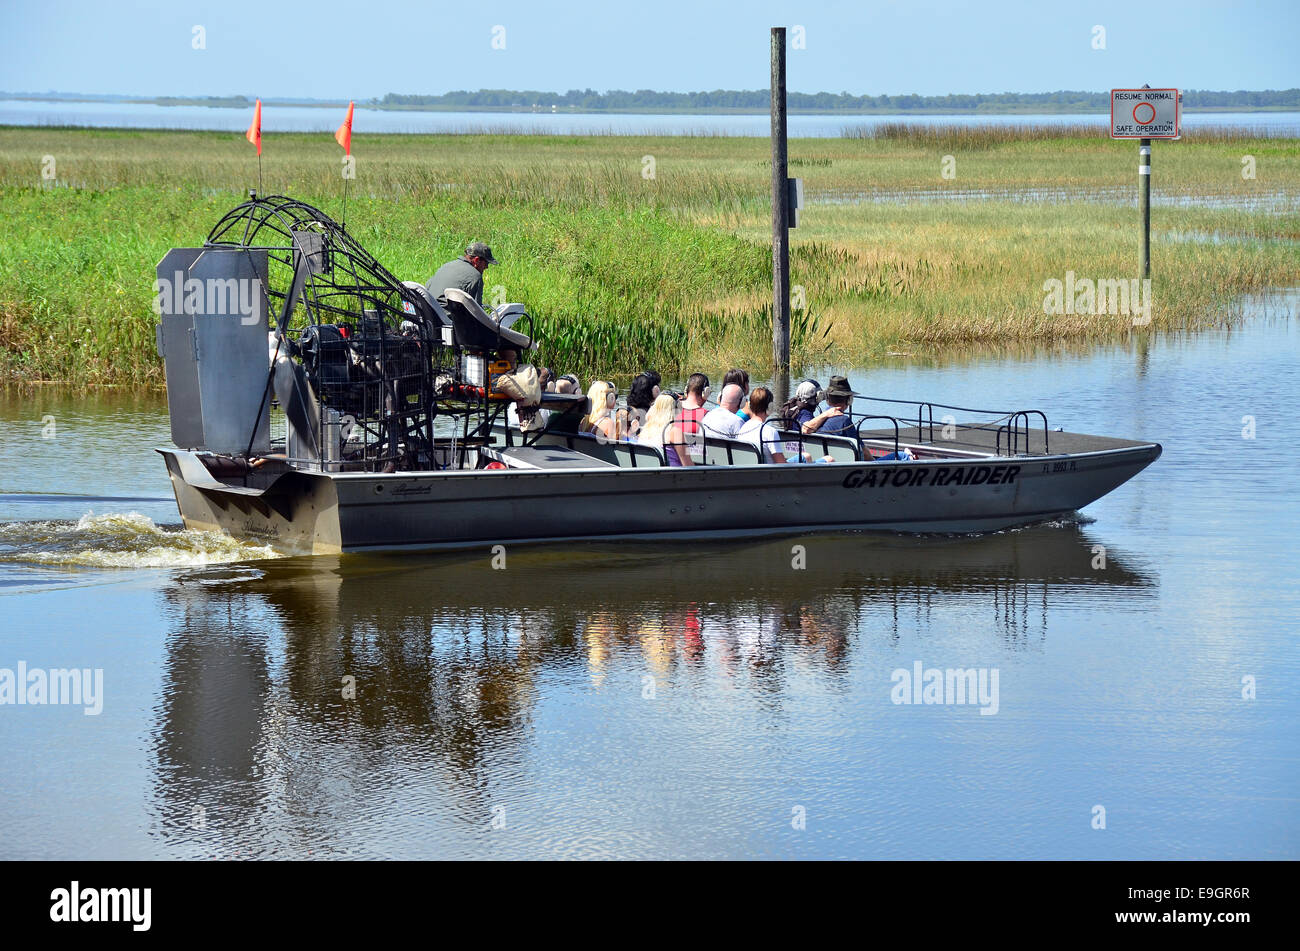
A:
[335, 101, 354, 155]
[246, 99, 262, 155]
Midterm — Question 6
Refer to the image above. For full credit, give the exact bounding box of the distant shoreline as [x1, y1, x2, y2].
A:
[2, 94, 1297, 116]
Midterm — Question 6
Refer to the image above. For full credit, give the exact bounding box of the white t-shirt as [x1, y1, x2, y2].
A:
[701, 406, 743, 439]
[736, 417, 782, 463]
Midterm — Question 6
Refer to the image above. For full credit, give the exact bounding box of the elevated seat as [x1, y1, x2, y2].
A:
[442, 287, 535, 351]
[400, 281, 454, 345]
[775, 429, 862, 463]
[491, 302, 529, 330]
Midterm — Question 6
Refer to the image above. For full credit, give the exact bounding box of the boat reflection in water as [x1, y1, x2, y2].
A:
[148, 524, 1155, 858]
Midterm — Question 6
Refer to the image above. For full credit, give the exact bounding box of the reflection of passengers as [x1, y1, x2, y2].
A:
[638, 394, 695, 466]
[736, 388, 789, 464]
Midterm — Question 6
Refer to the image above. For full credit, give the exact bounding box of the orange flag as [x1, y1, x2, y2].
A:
[245, 99, 262, 155]
[335, 101, 354, 155]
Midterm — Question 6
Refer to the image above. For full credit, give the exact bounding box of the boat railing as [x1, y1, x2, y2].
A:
[996, 410, 1050, 456]
[847, 415, 901, 459]
[851, 394, 1050, 456]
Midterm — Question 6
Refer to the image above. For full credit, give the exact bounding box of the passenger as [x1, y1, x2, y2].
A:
[555, 373, 580, 395]
[638, 393, 696, 466]
[580, 380, 627, 442]
[538, 366, 554, 392]
[800, 376, 915, 460]
[701, 383, 744, 438]
[802, 375, 859, 440]
[778, 379, 821, 429]
[627, 370, 661, 411]
[723, 368, 751, 421]
[736, 387, 789, 464]
[625, 371, 661, 440]
[425, 240, 496, 306]
[676, 373, 710, 439]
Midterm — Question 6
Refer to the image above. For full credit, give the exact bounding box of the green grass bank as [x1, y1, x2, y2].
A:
[1, 126, 1296, 384]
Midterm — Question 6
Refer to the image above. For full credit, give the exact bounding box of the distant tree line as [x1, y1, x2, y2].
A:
[374, 88, 1300, 111]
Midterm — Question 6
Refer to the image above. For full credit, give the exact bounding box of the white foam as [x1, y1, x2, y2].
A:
[0, 511, 281, 569]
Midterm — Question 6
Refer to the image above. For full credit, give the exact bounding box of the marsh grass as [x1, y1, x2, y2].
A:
[842, 121, 1285, 148]
[0, 126, 1296, 383]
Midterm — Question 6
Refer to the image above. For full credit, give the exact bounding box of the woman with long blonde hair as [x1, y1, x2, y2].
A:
[580, 380, 626, 442]
[636, 393, 694, 466]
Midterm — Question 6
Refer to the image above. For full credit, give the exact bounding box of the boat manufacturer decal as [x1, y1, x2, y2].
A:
[390, 482, 434, 497]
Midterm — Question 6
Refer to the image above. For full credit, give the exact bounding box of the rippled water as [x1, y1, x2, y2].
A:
[1, 294, 1297, 858]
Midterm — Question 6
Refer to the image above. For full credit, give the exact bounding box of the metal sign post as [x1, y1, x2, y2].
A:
[1139, 138, 1151, 278]
[1111, 86, 1180, 279]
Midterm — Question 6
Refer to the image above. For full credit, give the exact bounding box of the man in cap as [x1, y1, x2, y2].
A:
[802, 375, 858, 439]
[426, 240, 497, 306]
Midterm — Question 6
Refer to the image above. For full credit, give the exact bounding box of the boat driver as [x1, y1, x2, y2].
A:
[426, 240, 497, 306]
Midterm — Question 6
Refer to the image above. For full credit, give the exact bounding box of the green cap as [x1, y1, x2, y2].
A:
[466, 241, 497, 265]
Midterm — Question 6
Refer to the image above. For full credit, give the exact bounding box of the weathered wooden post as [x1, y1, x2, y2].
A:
[770, 26, 790, 403]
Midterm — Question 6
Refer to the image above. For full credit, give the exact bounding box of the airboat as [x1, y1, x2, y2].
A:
[154, 196, 1160, 554]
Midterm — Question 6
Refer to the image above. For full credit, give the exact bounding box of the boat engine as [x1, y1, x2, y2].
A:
[157, 194, 541, 475]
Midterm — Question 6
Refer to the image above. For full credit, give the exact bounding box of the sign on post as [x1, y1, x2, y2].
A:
[787, 177, 803, 228]
[1110, 88, 1180, 139]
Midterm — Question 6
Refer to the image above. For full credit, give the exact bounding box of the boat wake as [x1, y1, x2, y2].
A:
[0, 512, 281, 569]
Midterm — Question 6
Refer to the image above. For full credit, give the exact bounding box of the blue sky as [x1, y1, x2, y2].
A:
[1, 0, 1296, 99]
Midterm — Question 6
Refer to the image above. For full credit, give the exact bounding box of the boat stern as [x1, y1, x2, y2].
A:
[158, 448, 343, 555]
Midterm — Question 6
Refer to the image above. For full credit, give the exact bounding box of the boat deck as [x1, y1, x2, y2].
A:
[859, 424, 1158, 458]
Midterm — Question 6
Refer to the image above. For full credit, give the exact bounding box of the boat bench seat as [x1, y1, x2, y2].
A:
[698, 435, 762, 466]
[480, 445, 618, 470]
[538, 431, 666, 468]
[775, 429, 862, 463]
[491, 423, 665, 467]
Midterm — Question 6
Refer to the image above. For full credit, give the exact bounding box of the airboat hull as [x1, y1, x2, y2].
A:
[159, 440, 1161, 556]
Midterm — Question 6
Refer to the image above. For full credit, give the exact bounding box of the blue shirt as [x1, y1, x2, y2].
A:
[819, 412, 859, 441]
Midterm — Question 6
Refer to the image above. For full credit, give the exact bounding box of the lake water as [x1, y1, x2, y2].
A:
[0, 294, 1297, 859]
[4, 98, 1300, 137]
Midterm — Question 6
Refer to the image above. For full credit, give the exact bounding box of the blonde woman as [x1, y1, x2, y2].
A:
[580, 380, 627, 442]
[637, 393, 695, 466]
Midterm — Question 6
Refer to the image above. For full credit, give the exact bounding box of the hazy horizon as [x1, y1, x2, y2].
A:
[2, 1, 1296, 102]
